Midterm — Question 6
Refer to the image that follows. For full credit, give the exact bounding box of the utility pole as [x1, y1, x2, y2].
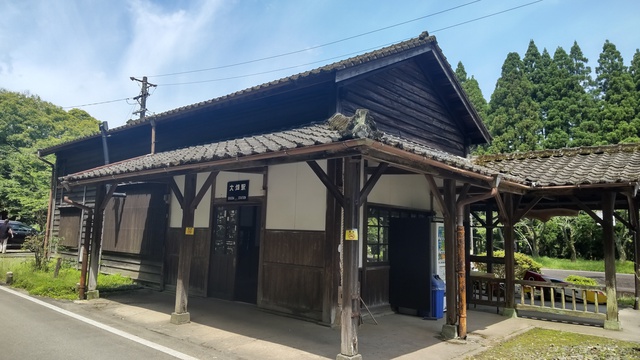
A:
[130, 76, 157, 120]
[130, 76, 158, 153]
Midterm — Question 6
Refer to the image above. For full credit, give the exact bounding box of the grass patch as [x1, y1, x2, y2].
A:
[1, 257, 135, 300]
[534, 256, 635, 274]
[471, 328, 640, 360]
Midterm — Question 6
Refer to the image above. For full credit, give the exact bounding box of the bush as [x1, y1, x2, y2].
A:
[564, 275, 598, 286]
[474, 250, 542, 279]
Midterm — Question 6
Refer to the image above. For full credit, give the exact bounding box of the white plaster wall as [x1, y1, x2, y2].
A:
[194, 172, 212, 228]
[367, 174, 432, 210]
[266, 161, 327, 231]
[168, 173, 214, 228]
[215, 171, 265, 199]
[169, 175, 184, 228]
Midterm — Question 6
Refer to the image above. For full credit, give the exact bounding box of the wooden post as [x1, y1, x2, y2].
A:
[79, 211, 92, 299]
[503, 194, 516, 314]
[171, 174, 197, 325]
[630, 196, 640, 310]
[486, 205, 494, 273]
[87, 185, 106, 299]
[602, 192, 620, 330]
[323, 159, 342, 325]
[338, 157, 362, 360]
[440, 179, 458, 339]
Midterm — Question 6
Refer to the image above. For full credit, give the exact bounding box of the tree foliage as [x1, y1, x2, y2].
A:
[462, 39, 640, 261]
[0, 90, 100, 227]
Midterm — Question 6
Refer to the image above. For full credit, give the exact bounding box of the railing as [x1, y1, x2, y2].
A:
[514, 279, 607, 321]
[469, 273, 506, 309]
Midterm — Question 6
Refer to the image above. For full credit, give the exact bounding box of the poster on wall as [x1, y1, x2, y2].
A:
[436, 223, 446, 280]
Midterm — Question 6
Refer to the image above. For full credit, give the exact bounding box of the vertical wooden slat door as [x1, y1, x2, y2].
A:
[208, 205, 238, 299]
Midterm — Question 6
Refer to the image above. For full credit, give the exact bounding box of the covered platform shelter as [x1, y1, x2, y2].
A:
[46, 32, 639, 359]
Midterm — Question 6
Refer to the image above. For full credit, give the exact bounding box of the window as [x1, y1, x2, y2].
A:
[366, 206, 430, 264]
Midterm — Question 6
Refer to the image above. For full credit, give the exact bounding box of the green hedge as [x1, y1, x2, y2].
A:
[474, 250, 542, 279]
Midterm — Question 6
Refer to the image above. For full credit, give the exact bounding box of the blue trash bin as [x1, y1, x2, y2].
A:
[429, 274, 445, 319]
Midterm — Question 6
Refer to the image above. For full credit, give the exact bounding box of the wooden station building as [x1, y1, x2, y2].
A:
[39, 32, 639, 359]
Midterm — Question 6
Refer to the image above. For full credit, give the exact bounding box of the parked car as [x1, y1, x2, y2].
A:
[7, 221, 38, 248]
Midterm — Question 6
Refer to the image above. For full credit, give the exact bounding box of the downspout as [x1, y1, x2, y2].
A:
[99, 121, 110, 165]
[455, 187, 498, 339]
[37, 151, 55, 259]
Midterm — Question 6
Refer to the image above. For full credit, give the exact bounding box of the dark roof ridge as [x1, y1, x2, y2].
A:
[473, 142, 640, 164]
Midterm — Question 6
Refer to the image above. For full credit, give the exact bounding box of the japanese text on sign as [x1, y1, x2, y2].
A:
[227, 180, 249, 201]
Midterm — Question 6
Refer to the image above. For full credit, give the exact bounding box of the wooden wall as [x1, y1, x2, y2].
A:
[261, 230, 325, 320]
[361, 266, 390, 307]
[340, 59, 466, 156]
[164, 227, 211, 296]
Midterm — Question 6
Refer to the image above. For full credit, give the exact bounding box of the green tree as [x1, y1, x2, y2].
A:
[483, 52, 542, 153]
[0, 90, 100, 227]
[455, 62, 488, 121]
[595, 40, 639, 144]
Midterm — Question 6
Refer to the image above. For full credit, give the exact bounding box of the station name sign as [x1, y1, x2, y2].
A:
[227, 180, 249, 201]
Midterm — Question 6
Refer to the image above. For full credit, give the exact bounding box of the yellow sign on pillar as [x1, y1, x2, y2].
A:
[185, 227, 195, 235]
[345, 229, 358, 241]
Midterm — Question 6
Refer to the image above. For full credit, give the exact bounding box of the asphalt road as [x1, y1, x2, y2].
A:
[541, 268, 637, 294]
[0, 286, 197, 360]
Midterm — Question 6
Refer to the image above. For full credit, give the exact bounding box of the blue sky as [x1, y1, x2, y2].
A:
[1, 0, 639, 128]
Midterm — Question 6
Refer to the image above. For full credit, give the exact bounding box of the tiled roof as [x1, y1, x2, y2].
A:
[62, 123, 341, 181]
[61, 110, 523, 185]
[473, 143, 640, 186]
[42, 32, 438, 154]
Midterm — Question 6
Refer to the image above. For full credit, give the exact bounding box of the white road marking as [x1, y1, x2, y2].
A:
[0, 285, 200, 360]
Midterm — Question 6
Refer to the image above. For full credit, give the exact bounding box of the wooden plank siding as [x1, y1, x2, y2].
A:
[340, 59, 466, 156]
[54, 185, 96, 249]
[164, 227, 210, 297]
[261, 230, 325, 320]
[100, 252, 163, 288]
[101, 183, 167, 259]
[361, 266, 390, 307]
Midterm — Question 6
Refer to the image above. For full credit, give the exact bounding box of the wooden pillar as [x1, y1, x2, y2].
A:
[338, 157, 362, 360]
[323, 159, 343, 325]
[503, 193, 516, 313]
[486, 205, 494, 273]
[87, 184, 106, 299]
[630, 197, 640, 310]
[602, 192, 620, 329]
[443, 179, 458, 334]
[171, 174, 197, 325]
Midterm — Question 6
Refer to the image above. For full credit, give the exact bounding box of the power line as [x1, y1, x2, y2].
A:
[62, 0, 544, 108]
[63, 97, 131, 109]
[157, 0, 544, 87]
[147, 0, 482, 78]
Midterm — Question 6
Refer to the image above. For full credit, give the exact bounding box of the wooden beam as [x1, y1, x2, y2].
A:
[601, 191, 620, 329]
[494, 192, 508, 225]
[339, 157, 361, 357]
[627, 195, 640, 310]
[513, 196, 542, 222]
[503, 193, 516, 310]
[470, 211, 486, 227]
[613, 212, 633, 231]
[98, 183, 118, 211]
[443, 179, 457, 326]
[171, 173, 197, 324]
[169, 178, 184, 209]
[359, 162, 388, 204]
[307, 161, 345, 208]
[190, 171, 218, 211]
[571, 196, 604, 226]
[88, 184, 107, 294]
[426, 174, 449, 218]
